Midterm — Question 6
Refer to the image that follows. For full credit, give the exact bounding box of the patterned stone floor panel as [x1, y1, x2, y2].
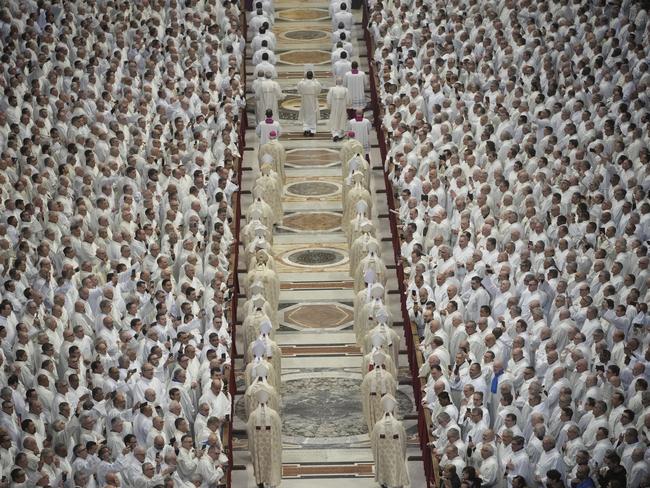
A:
[276, 330, 356, 345]
[282, 463, 374, 478]
[281, 301, 353, 329]
[281, 344, 361, 356]
[276, 7, 331, 22]
[278, 211, 342, 233]
[285, 147, 340, 167]
[283, 176, 341, 202]
[278, 49, 332, 65]
[273, 243, 349, 273]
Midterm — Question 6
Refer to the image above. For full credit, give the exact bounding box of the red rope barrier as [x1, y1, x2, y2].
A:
[362, 2, 437, 486]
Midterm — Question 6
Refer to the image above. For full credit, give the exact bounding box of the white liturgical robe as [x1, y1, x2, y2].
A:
[347, 117, 372, 154]
[297, 77, 322, 132]
[327, 84, 350, 136]
[344, 69, 367, 110]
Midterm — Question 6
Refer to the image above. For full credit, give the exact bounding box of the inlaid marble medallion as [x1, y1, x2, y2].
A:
[283, 30, 329, 41]
[277, 8, 330, 21]
[280, 212, 342, 232]
[286, 181, 339, 197]
[283, 302, 354, 329]
[288, 249, 345, 266]
[279, 50, 331, 65]
[275, 243, 350, 272]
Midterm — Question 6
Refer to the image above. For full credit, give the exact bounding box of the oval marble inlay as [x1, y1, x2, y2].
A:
[282, 212, 341, 231]
[284, 303, 353, 329]
[279, 50, 331, 65]
[284, 30, 328, 41]
[286, 181, 338, 197]
[287, 249, 345, 266]
[278, 8, 329, 21]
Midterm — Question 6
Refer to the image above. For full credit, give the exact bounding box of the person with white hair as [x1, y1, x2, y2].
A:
[327, 77, 351, 141]
[255, 72, 284, 122]
[297, 68, 323, 137]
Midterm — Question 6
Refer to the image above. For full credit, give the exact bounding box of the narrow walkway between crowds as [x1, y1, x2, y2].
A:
[233, 1, 426, 487]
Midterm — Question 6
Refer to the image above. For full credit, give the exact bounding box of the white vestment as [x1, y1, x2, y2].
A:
[344, 70, 367, 109]
[371, 413, 410, 487]
[247, 403, 282, 487]
[256, 79, 284, 117]
[327, 85, 350, 136]
[297, 78, 323, 132]
[347, 117, 372, 154]
[256, 119, 282, 146]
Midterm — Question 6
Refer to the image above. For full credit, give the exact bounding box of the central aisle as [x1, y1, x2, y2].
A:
[233, 2, 424, 487]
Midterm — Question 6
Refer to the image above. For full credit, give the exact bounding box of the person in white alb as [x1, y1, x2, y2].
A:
[297, 68, 323, 137]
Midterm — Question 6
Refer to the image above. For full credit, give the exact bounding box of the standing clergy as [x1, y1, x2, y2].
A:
[340, 131, 365, 167]
[246, 253, 281, 312]
[478, 444, 499, 487]
[504, 436, 533, 488]
[255, 53, 277, 79]
[350, 220, 379, 275]
[343, 171, 373, 236]
[258, 135, 287, 184]
[361, 352, 397, 432]
[347, 109, 372, 156]
[247, 389, 282, 488]
[327, 77, 351, 141]
[252, 41, 277, 66]
[332, 2, 354, 30]
[252, 71, 267, 123]
[245, 340, 279, 390]
[343, 61, 367, 113]
[296, 68, 322, 137]
[254, 162, 283, 223]
[333, 50, 352, 78]
[371, 394, 410, 488]
[255, 72, 284, 120]
[256, 112, 282, 146]
[247, 320, 282, 388]
[244, 361, 280, 419]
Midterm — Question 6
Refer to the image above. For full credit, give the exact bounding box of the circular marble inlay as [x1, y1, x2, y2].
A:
[284, 30, 328, 41]
[286, 181, 339, 197]
[279, 50, 331, 65]
[287, 249, 345, 266]
[284, 303, 353, 329]
[278, 8, 329, 21]
[282, 212, 341, 231]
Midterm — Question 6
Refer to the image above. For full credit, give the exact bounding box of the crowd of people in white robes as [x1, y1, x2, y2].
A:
[0, 0, 248, 486]
[366, 0, 650, 487]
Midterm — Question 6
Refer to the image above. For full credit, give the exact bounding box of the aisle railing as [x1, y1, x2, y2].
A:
[224, 9, 250, 487]
[362, 3, 438, 487]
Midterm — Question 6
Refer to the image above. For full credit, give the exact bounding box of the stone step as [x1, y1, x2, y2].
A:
[275, 331, 356, 345]
[282, 447, 373, 464]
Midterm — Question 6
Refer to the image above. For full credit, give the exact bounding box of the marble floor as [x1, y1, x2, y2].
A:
[233, 2, 425, 486]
